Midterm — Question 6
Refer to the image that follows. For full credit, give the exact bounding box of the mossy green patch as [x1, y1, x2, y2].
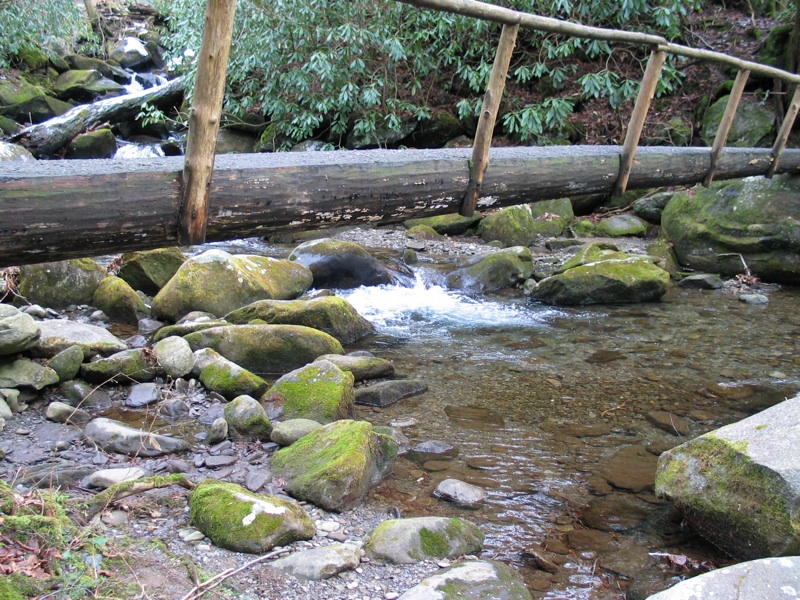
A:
[267, 360, 354, 423]
[419, 527, 450, 557]
[199, 361, 268, 400]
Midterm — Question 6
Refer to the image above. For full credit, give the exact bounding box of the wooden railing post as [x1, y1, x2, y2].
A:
[179, 0, 237, 246]
[461, 23, 519, 217]
[703, 69, 749, 187]
[766, 84, 800, 178]
[613, 49, 667, 197]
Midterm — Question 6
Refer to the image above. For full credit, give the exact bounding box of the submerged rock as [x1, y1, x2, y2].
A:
[398, 559, 531, 600]
[433, 478, 486, 509]
[189, 480, 315, 553]
[365, 516, 484, 564]
[655, 394, 800, 559]
[288, 238, 394, 288]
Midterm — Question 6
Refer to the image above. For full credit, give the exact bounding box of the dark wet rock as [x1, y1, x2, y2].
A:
[18, 462, 94, 488]
[408, 440, 459, 463]
[662, 176, 800, 284]
[648, 557, 800, 600]
[444, 405, 505, 430]
[270, 419, 323, 446]
[595, 214, 648, 237]
[137, 318, 164, 335]
[92, 276, 148, 325]
[521, 544, 561, 573]
[36, 320, 127, 358]
[19, 258, 107, 310]
[397, 559, 530, 599]
[646, 410, 691, 436]
[151, 336, 195, 378]
[65, 128, 117, 159]
[46, 345, 84, 382]
[739, 293, 769, 305]
[80, 348, 161, 383]
[152, 249, 313, 322]
[109, 36, 150, 69]
[58, 379, 113, 409]
[161, 399, 189, 418]
[270, 543, 362, 580]
[225, 296, 374, 344]
[288, 238, 394, 288]
[53, 69, 124, 101]
[84, 418, 189, 457]
[586, 349, 626, 363]
[601, 445, 658, 492]
[184, 324, 343, 376]
[365, 516, 484, 564]
[316, 353, 395, 381]
[626, 569, 682, 600]
[189, 480, 315, 553]
[433, 478, 486, 509]
[566, 528, 618, 553]
[124, 383, 161, 408]
[632, 192, 673, 224]
[445, 246, 534, 293]
[117, 247, 187, 296]
[0, 358, 59, 390]
[46, 401, 90, 425]
[0, 304, 40, 356]
[678, 274, 724, 289]
[354, 379, 427, 407]
[271, 420, 398, 512]
[204, 455, 238, 468]
[581, 496, 649, 532]
[224, 395, 273, 441]
[655, 394, 800, 559]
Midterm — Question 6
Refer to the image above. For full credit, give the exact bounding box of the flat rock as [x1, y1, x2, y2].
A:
[581, 496, 649, 532]
[46, 401, 91, 425]
[354, 379, 427, 407]
[645, 411, 691, 436]
[601, 445, 658, 492]
[88, 467, 149, 489]
[0, 358, 59, 390]
[35, 319, 127, 358]
[398, 559, 531, 599]
[433, 478, 486, 509]
[125, 383, 162, 408]
[270, 543, 361, 580]
[366, 517, 484, 565]
[84, 418, 189, 457]
[0, 304, 40, 356]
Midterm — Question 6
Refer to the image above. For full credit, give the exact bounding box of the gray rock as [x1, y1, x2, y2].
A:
[88, 467, 148, 489]
[289, 238, 394, 289]
[0, 388, 19, 413]
[632, 192, 673, 224]
[207, 417, 229, 445]
[645, 410, 691, 436]
[46, 401, 90, 425]
[59, 379, 113, 409]
[0, 141, 34, 161]
[433, 478, 487, 509]
[18, 258, 107, 310]
[36, 319, 127, 358]
[678, 274, 724, 289]
[270, 418, 322, 446]
[655, 393, 800, 559]
[365, 517, 484, 564]
[109, 37, 150, 69]
[46, 345, 84, 381]
[124, 383, 162, 408]
[739, 293, 769, 305]
[409, 440, 459, 463]
[701, 95, 775, 147]
[0, 304, 40, 355]
[398, 560, 532, 600]
[117, 247, 186, 296]
[0, 398, 11, 419]
[84, 418, 189, 457]
[595, 214, 648, 237]
[19, 463, 94, 488]
[270, 543, 361, 580]
[316, 353, 395, 381]
[355, 380, 428, 407]
[152, 336, 195, 378]
[161, 399, 189, 418]
[80, 348, 161, 383]
[224, 395, 273, 440]
[0, 358, 59, 390]
[445, 247, 534, 293]
[647, 557, 800, 600]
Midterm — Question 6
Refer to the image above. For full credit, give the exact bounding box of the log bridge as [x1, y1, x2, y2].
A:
[2, 0, 800, 268]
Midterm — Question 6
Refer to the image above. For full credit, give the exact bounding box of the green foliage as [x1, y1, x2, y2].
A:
[0, 0, 96, 68]
[154, 0, 700, 146]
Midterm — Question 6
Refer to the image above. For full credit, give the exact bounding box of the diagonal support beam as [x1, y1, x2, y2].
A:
[766, 84, 800, 178]
[704, 69, 749, 187]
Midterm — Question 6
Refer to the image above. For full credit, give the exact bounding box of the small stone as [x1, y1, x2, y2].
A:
[204, 454, 238, 468]
[46, 401, 91, 425]
[183, 530, 206, 542]
[433, 478, 487, 509]
[207, 417, 228, 445]
[389, 417, 418, 428]
[15, 428, 31, 435]
[125, 383, 161, 408]
[739, 293, 769, 305]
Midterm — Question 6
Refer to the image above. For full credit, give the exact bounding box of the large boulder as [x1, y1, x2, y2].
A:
[117, 247, 187, 295]
[403, 213, 483, 235]
[198, 356, 269, 399]
[0, 305, 40, 356]
[288, 238, 394, 288]
[225, 296, 374, 344]
[151, 336, 195, 378]
[264, 359, 355, 424]
[315, 353, 395, 381]
[65, 128, 117, 159]
[183, 324, 343, 376]
[477, 204, 538, 247]
[92, 276, 148, 325]
[152, 249, 312, 321]
[0, 358, 59, 390]
[84, 418, 189, 456]
[18, 258, 107, 309]
[445, 247, 534, 293]
[655, 394, 800, 560]
[398, 560, 532, 600]
[35, 320, 127, 358]
[270, 420, 398, 512]
[701, 95, 775, 147]
[528, 198, 574, 237]
[594, 214, 648, 237]
[79, 348, 161, 383]
[661, 176, 800, 284]
[529, 256, 670, 305]
[0, 142, 34, 161]
[189, 480, 315, 553]
[365, 516, 484, 564]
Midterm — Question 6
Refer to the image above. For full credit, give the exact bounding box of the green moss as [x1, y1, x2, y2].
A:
[268, 361, 354, 423]
[572, 219, 597, 237]
[419, 527, 450, 557]
[200, 362, 268, 399]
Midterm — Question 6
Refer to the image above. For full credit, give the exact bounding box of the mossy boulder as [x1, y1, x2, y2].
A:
[35, 320, 127, 358]
[365, 516, 484, 564]
[151, 336, 195, 378]
[92, 276, 148, 325]
[403, 213, 483, 235]
[477, 204, 538, 247]
[117, 247, 187, 295]
[0, 94, 73, 125]
[199, 358, 269, 400]
[184, 324, 343, 376]
[288, 238, 394, 288]
[647, 241, 682, 277]
[655, 393, 800, 560]
[46, 345, 84, 382]
[270, 420, 398, 511]
[271, 418, 323, 446]
[661, 177, 800, 284]
[152, 316, 228, 343]
[528, 198, 575, 237]
[445, 247, 533, 293]
[399, 560, 532, 599]
[701, 96, 775, 147]
[0, 358, 59, 390]
[65, 128, 117, 159]
[0, 141, 34, 161]
[52, 69, 124, 101]
[0, 305, 40, 356]
[19, 258, 107, 309]
[264, 359, 355, 424]
[79, 348, 161, 383]
[530, 256, 670, 305]
[594, 214, 648, 237]
[632, 192, 674, 224]
[405, 224, 443, 240]
[225, 296, 374, 344]
[152, 249, 313, 321]
[189, 480, 315, 553]
[0, 77, 46, 107]
[316, 353, 395, 381]
[224, 394, 273, 440]
[556, 242, 629, 274]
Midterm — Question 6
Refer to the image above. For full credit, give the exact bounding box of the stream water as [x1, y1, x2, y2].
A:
[208, 238, 800, 598]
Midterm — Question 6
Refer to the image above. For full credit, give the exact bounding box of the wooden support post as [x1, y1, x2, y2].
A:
[766, 84, 800, 178]
[179, 0, 237, 245]
[461, 23, 519, 217]
[613, 49, 667, 197]
[703, 69, 749, 187]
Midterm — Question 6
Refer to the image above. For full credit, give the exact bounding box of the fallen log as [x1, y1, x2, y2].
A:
[1, 145, 798, 267]
[6, 76, 185, 157]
